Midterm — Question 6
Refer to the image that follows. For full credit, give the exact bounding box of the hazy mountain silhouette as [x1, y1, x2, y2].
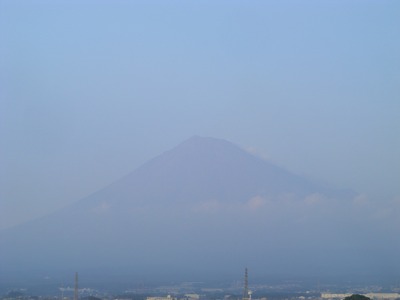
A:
[0, 136, 397, 287]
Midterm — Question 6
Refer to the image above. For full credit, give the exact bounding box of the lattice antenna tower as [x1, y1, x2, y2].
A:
[74, 272, 79, 300]
[242, 268, 250, 300]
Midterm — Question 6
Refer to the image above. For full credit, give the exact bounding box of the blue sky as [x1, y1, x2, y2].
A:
[1, 0, 399, 230]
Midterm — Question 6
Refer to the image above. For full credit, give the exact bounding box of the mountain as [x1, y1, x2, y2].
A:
[0, 136, 397, 289]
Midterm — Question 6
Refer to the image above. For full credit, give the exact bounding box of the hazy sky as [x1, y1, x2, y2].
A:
[1, 0, 399, 230]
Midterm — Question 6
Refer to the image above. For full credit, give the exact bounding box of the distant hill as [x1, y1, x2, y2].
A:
[0, 136, 397, 288]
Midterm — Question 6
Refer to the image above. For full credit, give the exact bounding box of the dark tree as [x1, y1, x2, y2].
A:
[344, 294, 371, 300]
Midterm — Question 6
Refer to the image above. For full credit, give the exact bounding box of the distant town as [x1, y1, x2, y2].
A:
[2, 270, 400, 300]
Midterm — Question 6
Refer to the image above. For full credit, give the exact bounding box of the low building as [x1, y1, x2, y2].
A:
[147, 296, 176, 300]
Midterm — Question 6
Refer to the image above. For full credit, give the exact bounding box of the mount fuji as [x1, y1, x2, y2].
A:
[0, 136, 397, 288]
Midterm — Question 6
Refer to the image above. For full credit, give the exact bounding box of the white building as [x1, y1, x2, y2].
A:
[147, 296, 176, 300]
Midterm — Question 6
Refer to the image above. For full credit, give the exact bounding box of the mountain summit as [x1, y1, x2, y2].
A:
[0, 137, 395, 287]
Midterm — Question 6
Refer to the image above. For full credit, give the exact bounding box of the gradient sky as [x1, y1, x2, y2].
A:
[1, 0, 399, 230]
